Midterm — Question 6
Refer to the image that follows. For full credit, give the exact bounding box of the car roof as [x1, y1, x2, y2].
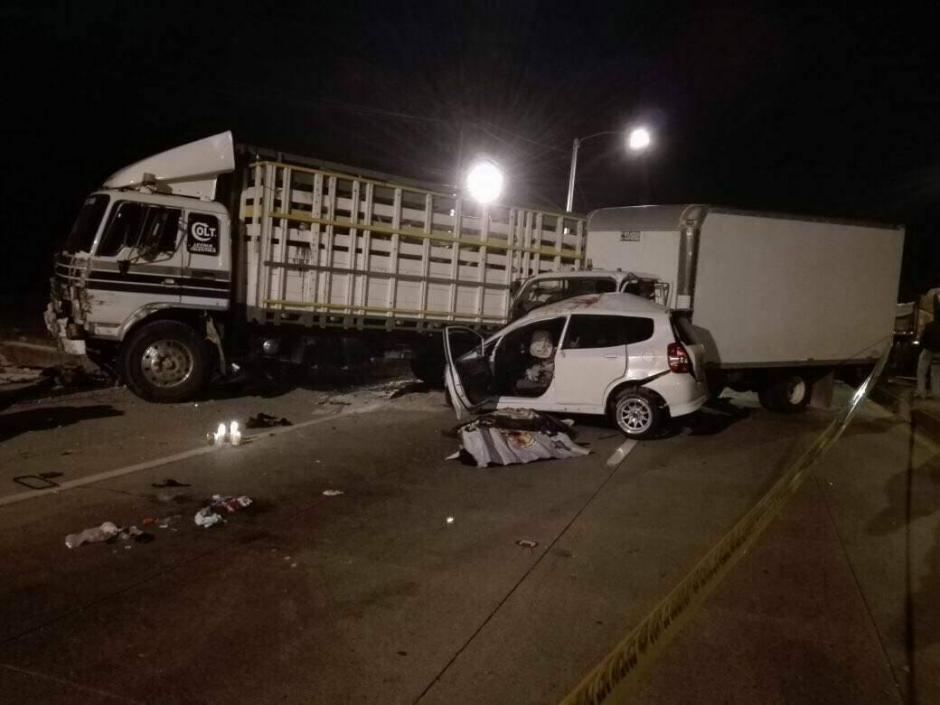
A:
[522, 292, 667, 319]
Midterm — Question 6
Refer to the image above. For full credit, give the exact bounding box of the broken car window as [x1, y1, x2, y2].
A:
[562, 315, 654, 349]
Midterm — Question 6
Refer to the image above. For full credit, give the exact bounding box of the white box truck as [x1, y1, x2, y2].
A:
[524, 204, 904, 411]
[45, 132, 586, 401]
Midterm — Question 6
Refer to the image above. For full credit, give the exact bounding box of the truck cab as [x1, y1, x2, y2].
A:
[46, 132, 235, 401]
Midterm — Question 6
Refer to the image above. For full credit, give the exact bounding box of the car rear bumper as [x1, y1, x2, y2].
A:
[646, 372, 708, 418]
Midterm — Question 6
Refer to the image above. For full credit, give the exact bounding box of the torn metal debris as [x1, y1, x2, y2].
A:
[450, 409, 590, 468]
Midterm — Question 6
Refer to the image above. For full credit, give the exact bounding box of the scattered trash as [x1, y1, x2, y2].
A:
[445, 516, 455, 525]
[117, 526, 154, 543]
[516, 539, 539, 549]
[142, 516, 158, 526]
[449, 409, 590, 468]
[322, 489, 344, 497]
[13, 472, 63, 490]
[194, 495, 253, 528]
[157, 514, 182, 529]
[194, 507, 223, 528]
[65, 522, 120, 549]
[151, 479, 191, 489]
[61, 450, 74, 456]
[246, 413, 293, 429]
[377, 379, 427, 399]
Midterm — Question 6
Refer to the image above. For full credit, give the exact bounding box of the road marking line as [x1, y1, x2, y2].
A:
[0, 402, 386, 508]
[605, 439, 637, 468]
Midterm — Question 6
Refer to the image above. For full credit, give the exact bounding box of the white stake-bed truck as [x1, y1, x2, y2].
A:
[521, 205, 904, 412]
[46, 132, 586, 402]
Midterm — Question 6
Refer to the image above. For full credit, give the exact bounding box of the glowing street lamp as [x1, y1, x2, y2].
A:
[565, 125, 654, 212]
[627, 126, 652, 152]
[465, 159, 504, 204]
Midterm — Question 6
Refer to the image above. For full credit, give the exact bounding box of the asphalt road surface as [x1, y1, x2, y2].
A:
[0, 380, 936, 704]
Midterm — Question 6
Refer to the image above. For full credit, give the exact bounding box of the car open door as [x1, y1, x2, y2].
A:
[444, 327, 495, 418]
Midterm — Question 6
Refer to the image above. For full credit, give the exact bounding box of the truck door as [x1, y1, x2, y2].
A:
[179, 209, 230, 311]
[86, 200, 186, 334]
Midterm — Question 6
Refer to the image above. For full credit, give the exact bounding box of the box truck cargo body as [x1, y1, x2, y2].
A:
[46, 132, 586, 402]
[584, 205, 904, 410]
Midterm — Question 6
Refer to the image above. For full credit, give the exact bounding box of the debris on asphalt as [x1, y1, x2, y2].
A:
[246, 412, 293, 429]
[13, 472, 63, 490]
[194, 507, 223, 528]
[65, 521, 120, 549]
[516, 539, 539, 549]
[152, 479, 191, 489]
[157, 514, 182, 529]
[378, 379, 427, 399]
[445, 516, 455, 525]
[322, 489, 344, 497]
[449, 409, 590, 468]
[118, 526, 154, 544]
[194, 495, 253, 528]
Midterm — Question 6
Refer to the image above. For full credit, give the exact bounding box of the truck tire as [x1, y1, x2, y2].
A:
[410, 343, 445, 386]
[121, 320, 209, 403]
[758, 374, 813, 413]
[608, 388, 668, 439]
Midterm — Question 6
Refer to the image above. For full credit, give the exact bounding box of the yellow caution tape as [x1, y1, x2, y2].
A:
[559, 347, 891, 705]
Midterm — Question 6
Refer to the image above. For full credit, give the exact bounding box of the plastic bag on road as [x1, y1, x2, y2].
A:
[194, 495, 253, 528]
[65, 522, 120, 549]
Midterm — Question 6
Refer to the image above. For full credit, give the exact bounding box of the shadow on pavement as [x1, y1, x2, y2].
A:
[676, 396, 751, 437]
[0, 404, 124, 442]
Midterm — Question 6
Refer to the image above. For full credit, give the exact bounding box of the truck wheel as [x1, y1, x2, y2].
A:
[410, 345, 445, 386]
[121, 320, 208, 403]
[609, 388, 667, 439]
[758, 374, 813, 413]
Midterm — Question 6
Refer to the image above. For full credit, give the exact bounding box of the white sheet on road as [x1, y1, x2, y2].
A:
[453, 409, 591, 468]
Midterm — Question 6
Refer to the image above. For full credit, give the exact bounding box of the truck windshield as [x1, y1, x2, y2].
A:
[63, 195, 109, 253]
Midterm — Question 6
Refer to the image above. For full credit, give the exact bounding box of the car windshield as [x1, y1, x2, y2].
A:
[63, 194, 109, 253]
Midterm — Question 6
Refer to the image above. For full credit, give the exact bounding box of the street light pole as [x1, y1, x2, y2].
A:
[565, 126, 653, 212]
[564, 137, 580, 213]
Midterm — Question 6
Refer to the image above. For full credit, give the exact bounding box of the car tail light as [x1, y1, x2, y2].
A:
[668, 342, 690, 373]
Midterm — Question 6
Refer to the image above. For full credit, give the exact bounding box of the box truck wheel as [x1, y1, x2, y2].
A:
[609, 388, 668, 438]
[121, 320, 208, 403]
[759, 374, 812, 413]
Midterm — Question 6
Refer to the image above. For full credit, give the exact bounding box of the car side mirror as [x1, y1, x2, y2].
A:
[118, 258, 131, 275]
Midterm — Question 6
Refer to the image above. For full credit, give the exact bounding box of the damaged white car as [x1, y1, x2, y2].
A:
[444, 293, 708, 438]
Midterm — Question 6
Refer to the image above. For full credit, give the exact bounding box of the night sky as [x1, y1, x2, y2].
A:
[2, 1, 938, 304]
